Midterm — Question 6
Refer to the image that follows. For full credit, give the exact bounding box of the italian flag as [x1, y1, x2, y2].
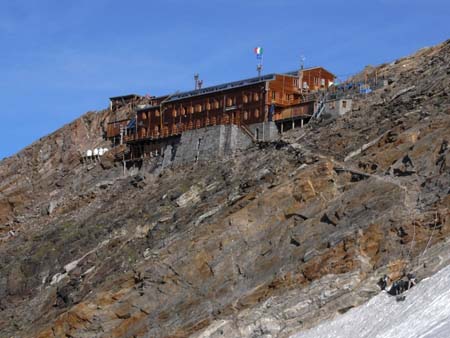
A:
[254, 47, 263, 55]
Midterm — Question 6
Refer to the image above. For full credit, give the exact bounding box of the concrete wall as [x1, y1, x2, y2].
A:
[156, 122, 279, 167]
[172, 125, 253, 166]
[246, 122, 279, 142]
[323, 99, 352, 117]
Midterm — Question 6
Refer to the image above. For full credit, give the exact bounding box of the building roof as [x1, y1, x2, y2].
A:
[164, 74, 277, 103]
[109, 94, 140, 101]
[122, 66, 335, 111]
[163, 67, 333, 104]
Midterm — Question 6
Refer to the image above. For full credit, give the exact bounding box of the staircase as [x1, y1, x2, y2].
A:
[239, 124, 257, 142]
[312, 94, 327, 119]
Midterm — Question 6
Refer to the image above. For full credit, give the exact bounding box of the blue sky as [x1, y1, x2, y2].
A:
[0, 0, 449, 159]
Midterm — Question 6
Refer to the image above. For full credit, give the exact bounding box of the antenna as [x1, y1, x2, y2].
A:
[194, 73, 199, 90]
[256, 64, 262, 78]
[300, 55, 306, 70]
[298, 55, 306, 90]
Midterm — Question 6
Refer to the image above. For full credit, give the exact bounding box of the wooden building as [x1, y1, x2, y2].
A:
[106, 67, 335, 151]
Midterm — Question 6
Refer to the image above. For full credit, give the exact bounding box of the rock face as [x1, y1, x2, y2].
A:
[0, 39, 449, 338]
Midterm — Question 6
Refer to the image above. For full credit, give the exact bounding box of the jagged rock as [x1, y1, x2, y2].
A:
[96, 180, 114, 189]
[47, 201, 58, 215]
[0, 40, 449, 338]
[176, 185, 202, 207]
[130, 174, 146, 189]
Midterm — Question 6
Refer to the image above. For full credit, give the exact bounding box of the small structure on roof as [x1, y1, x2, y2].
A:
[109, 94, 141, 112]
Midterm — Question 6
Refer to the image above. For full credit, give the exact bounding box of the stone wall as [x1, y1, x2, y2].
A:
[246, 122, 279, 142]
[172, 125, 253, 165]
[323, 98, 353, 117]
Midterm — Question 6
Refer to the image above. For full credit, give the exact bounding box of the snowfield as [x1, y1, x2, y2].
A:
[292, 265, 450, 338]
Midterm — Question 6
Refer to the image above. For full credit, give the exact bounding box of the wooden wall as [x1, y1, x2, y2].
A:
[267, 75, 302, 107]
[301, 67, 335, 91]
[134, 83, 267, 140]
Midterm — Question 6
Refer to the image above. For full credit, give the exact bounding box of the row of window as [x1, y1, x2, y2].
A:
[140, 108, 261, 130]
[313, 77, 327, 86]
[243, 108, 260, 120]
[140, 93, 261, 119]
[270, 91, 295, 101]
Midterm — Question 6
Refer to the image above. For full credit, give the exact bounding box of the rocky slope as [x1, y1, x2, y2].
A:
[0, 39, 449, 338]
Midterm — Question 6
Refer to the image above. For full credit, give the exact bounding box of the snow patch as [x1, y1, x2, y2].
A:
[292, 265, 450, 338]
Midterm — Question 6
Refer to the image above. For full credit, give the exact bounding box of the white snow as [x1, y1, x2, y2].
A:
[292, 265, 450, 338]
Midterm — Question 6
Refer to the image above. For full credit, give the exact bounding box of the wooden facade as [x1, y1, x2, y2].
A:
[299, 67, 335, 91]
[106, 119, 130, 143]
[130, 82, 266, 142]
[106, 67, 335, 144]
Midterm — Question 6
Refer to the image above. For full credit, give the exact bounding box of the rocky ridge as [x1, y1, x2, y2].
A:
[0, 39, 449, 338]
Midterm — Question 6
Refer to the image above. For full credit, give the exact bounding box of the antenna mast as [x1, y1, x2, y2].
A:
[194, 73, 199, 90]
[194, 73, 203, 90]
[299, 55, 306, 91]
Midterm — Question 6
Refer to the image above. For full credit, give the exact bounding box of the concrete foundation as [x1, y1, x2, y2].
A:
[246, 122, 279, 142]
[172, 124, 253, 165]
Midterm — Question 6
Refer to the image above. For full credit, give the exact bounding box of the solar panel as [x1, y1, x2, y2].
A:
[165, 74, 277, 103]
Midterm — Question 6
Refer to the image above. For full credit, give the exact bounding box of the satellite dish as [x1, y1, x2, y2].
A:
[93, 148, 99, 156]
[86, 149, 93, 157]
[103, 148, 109, 153]
[99, 148, 105, 156]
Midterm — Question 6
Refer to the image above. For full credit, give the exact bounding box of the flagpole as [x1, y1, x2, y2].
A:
[255, 47, 263, 79]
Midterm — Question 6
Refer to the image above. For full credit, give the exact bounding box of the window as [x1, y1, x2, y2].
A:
[155, 110, 160, 117]
[206, 102, 211, 110]
[226, 97, 233, 106]
[254, 108, 260, 118]
[172, 109, 177, 117]
[243, 110, 249, 120]
[286, 93, 290, 101]
[180, 106, 186, 115]
[195, 104, 202, 113]
[188, 106, 194, 114]
[243, 94, 248, 104]
[294, 79, 299, 87]
[141, 112, 147, 120]
[253, 93, 259, 101]
[271, 91, 276, 100]
[342, 100, 347, 108]
[213, 100, 220, 109]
